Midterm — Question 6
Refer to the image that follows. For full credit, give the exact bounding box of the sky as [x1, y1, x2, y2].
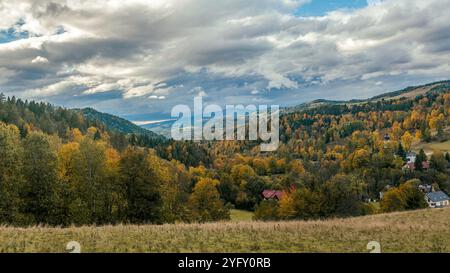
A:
[0, 0, 450, 122]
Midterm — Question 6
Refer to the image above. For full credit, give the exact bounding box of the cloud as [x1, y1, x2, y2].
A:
[0, 0, 449, 116]
[31, 56, 49, 64]
[367, 0, 382, 6]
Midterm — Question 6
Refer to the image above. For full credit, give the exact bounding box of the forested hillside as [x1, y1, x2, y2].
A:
[78, 108, 164, 141]
[1, 81, 450, 226]
[154, 81, 450, 220]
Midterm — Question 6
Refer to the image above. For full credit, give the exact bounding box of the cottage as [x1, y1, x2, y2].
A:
[425, 191, 450, 208]
[402, 161, 430, 172]
[262, 190, 283, 201]
[406, 152, 417, 163]
[402, 162, 415, 172]
[418, 184, 433, 193]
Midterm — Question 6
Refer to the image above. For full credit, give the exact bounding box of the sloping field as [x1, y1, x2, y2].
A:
[0, 208, 448, 253]
[414, 140, 450, 154]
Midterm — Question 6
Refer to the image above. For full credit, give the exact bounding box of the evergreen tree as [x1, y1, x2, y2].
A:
[397, 143, 407, 161]
[414, 149, 427, 171]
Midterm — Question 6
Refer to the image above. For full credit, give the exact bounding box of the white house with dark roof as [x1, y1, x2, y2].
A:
[425, 191, 450, 208]
[406, 152, 417, 163]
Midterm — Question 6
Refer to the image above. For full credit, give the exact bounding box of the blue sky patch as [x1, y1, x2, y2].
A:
[295, 0, 368, 16]
[0, 29, 29, 44]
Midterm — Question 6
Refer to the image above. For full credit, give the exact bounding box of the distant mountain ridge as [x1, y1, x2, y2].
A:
[76, 107, 164, 140]
[285, 80, 450, 113]
[140, 80, 450, 137]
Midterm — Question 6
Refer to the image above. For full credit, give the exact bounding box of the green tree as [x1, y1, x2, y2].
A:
[292, 188, 323, 220]
[0, 123, 26, 224]
[380, 188, 406, 212]
[56, 142, 90, 225]
[120, 147, 162, 224]
[430, 151, 447, 172]
[397, 143, 407, 161]
[399, 181, 428, 210]
[321, 174, 366, 217]
[76, 138, 108, 223]
[445, 152, 450, 162]
[254, 200, 279, 221]
[414, 149, 427, 171]
[22, 132, 59, 224]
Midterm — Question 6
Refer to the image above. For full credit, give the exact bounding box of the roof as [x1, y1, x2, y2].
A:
[262, 190, 283, 200]
[403, 161, 430, 170]
[426, 191, 450, 202]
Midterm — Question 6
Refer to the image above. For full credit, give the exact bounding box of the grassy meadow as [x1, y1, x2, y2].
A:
[0, 208, 448, 253]
[414, 140, 450, 154]
[230, 209, 254, 222]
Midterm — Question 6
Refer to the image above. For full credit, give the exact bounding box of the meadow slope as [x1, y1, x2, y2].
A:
[0, 208, 449, 253]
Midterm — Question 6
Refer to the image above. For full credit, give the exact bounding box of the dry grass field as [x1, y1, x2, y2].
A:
[413, 140, 450, 154]
[0, 208, 448, 253]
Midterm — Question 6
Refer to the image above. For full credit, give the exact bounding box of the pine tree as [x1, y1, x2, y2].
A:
[414, 149, 427, 171]
[397, 143, 407, 161]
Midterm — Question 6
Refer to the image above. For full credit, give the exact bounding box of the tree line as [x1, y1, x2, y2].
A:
[0, 123, 229, 226]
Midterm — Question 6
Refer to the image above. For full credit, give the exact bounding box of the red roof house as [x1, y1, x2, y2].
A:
[262, 190, 283, 200]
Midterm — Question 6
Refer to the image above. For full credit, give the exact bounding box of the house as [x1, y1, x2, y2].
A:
[262, 190, 283, 201]
[418, 184, 433, 193]
[406, 152, 417, 163]
[402, 162, 415, 172]
[402, 161, 430, 172]
[425, 191, 450, 208]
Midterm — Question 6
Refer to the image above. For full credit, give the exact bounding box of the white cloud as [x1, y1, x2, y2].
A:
[367, 0, 382, 6]
[149, 95, 166, 100]
[31, 56, 49, 64]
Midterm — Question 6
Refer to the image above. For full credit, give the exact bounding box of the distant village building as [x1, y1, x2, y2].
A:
[402, 161, 430, 172]
[261, 190, 283, 201]
[406, 152, 417, 163]
[425, 191, 450, 208]
[418, 184, 433, 193]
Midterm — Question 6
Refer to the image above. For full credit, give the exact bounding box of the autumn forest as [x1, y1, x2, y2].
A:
[0, 81, 450, 226]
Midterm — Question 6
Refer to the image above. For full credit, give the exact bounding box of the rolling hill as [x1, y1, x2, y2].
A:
[76, 107, 165, 140]
[284, 80, 450, 113]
